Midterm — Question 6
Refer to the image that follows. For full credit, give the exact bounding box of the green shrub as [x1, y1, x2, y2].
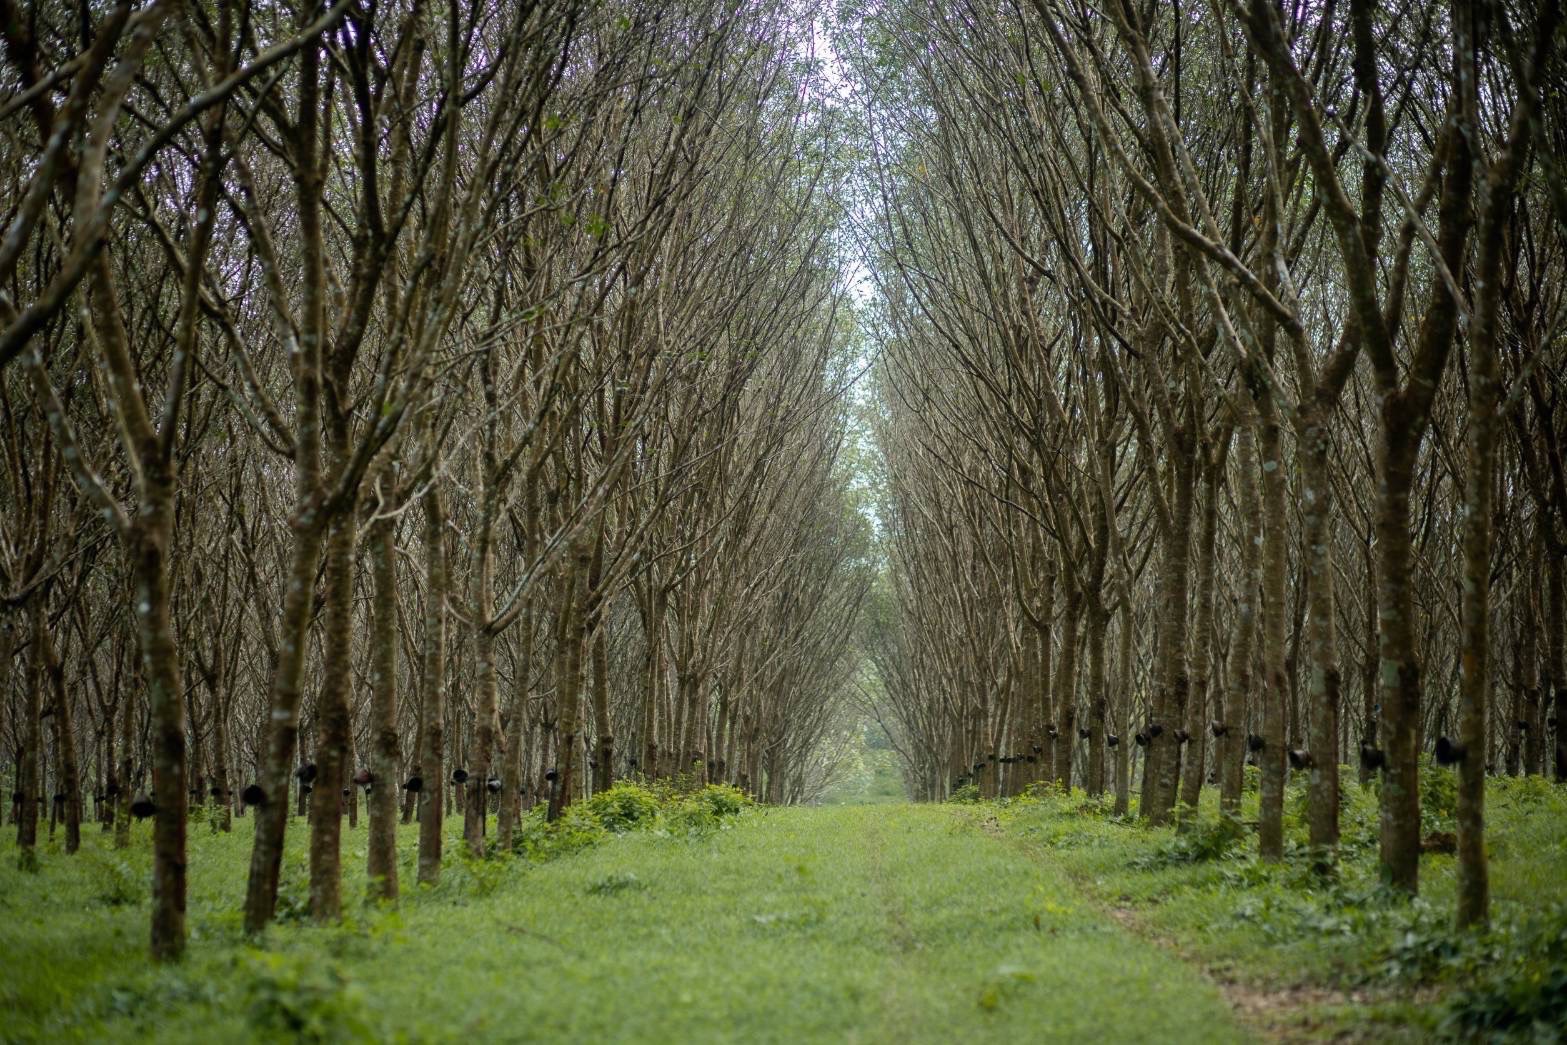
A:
[241, 951, 373, 1043]
[1130, 813, 1247, 871]
[1439, 904, 1567, 1040]
[948, 783, 981, 804]
[274, 855, 313, 923]
[1490, 773, 1564, 811]
[85, 853, 144, 908]
[587, 782, 661, 832]
[511, 805, 607, 862]
[1419, 755, 1458, 832]
[692, 783, 751, 819]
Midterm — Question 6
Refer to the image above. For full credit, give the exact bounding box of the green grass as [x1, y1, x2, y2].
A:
[8, 772, 1556, 1043]
[993, 772, 1567, 1041]
[1, 797, 1243, 1043]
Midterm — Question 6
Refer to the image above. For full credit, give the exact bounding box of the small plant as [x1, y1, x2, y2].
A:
[586, 870, 647, 896]
[586, 782, 661, 832]
[1438, 904, 1567, 1040]
[977, 963, 1037, 1012]
[1130, 813, 1247, 870]
[447, 847, 511, 898]
[241, 950, 373, 1043]
[511, 804, 608, 862]
[693, 783, 751, 818]
[948, 783, 981, 804]
[1419, 755, 1458, 833]
[274, 856, 313, 923]
[86, 853, 144, 907]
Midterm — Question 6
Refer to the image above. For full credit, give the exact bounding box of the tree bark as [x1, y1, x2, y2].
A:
[1257, 417, 1289, 860]
[309, 508, 356, 920]
[418, 482, 448, 885]
[366, 518, 400, 900]
[1180, 452, 1221, 818]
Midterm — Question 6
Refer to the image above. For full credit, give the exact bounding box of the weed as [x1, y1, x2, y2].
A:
[586, 870, 647, 896]
[586, 782, 661, 832]
[241, 950, 374, 1043]
[85, 852, 144, 908]
[947, 783, 981, 804]
[1130, 814, 1246, 870]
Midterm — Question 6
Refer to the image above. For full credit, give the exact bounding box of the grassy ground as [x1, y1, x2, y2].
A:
[2, 773, 1561, 1043]
[992, 769, 1567, 1041]
[1, 794, 1242, 1044]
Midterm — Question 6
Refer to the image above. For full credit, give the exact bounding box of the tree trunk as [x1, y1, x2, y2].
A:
[547, 542, 591, 820]
[309, 507, 355, 921]
[1085, 607, 1108, 796]
[1300, 413, 1341, 849]
[1375, 436, 1424, 892]
[1146, 439, 1196, 824]
[1257, 417, 1289, 860]
[16, 605, 42, 870]
[591, 627, 612, 794]
[1547, 553, 1566, 781]
[116, 670, 134, 849]
[1179, 455, 1221, 818]
[209, 664, 233, 833]
[130, 481, 187, 960]
[418, 482, 448, 885]
[1113, 603, 1133, 816]
[41, 623, 81, 854]
[466, 521, 499, 857]
[498, 589, 535, 848]
[1223, 427, 1261, 814]
[366, 519, 400, 900]
[1055, 591, 1082, 790]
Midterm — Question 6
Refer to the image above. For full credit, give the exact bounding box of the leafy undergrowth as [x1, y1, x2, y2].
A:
[0, 797, 1245, 1043]
[0, 781, 750, 1043]
[991, 771, 1567, 1041]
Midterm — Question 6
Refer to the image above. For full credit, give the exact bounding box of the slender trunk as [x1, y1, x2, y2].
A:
[244, 32, 329, 934]
[1456, 343, 1497, 930]
[1147, 442, 1195, 824]
[209, 667, 232, 833]
[121, 468, 189, 960]
[116, 669, 134, 848]
[1514, 582, 1537, 775]
[1258, 418, 1289, 860]
[1224, 428, 1261, 814]
[1300, 416, 1341, 849]
[640, 587, 663, 780]
[418, 482, 448, 885]
[498, 595, 534, 850]
[1375, 437, 1423, 892]
[40, 625, 81, 854]
[1037, 565, 1056, 784]
[1547, 553, 1566, 781]
[16, 606, 42, 870]
[1180, 457, 1221, 818]
[1113, 603, 1133, 816]
[366, 519, 400, 900]
[466, 511, 498, 857]
[1055, 592, 1082, 790]
[242, 524, 325, 932]
[1086, 607, 1109, 796]
[309, 509, 355, 920]
[591, 627, 612, 793]
[587, 530, 612, 795]
[547, 541, 591, 821]
[1359, 540, 1379, 785]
